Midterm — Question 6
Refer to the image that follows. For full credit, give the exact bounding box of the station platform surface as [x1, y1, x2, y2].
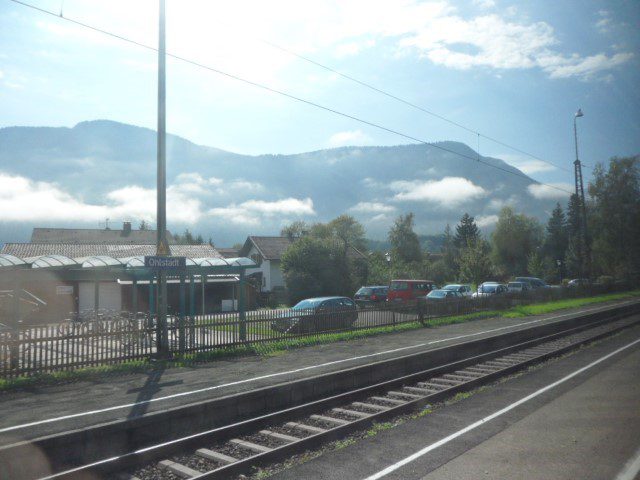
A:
[269, 312, 640, 480]
[1, 297, 638, 446]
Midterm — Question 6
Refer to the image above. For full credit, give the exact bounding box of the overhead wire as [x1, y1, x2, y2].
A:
[260, 38, 578, 173]
[8, 0, 574, 195]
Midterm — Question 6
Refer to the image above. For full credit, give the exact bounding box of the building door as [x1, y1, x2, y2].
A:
[79, 282, 122, 311]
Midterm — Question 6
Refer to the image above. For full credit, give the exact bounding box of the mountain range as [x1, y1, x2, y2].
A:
[0, 120, 563, 246]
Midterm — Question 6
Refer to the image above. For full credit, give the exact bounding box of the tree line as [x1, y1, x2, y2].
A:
[280, 155, 639, 302]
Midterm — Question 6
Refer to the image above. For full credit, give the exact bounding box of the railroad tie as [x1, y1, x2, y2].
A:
[259, 430, 301, 443]
[370, 396, 406, 406]
[196, 448, 238, 465]
[331, 407, 371, 419]
[229, 438, 272, 454]
[285, 422, 327, 434]
[388, 390, 422, 399]
[402, 386, 435, 395]
[351, 401, 389, 412]
[309, 414, 351, 426]
[158, 459, 202, 479]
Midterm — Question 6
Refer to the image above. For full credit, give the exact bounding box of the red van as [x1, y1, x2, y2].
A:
[387, 279, 436, 302]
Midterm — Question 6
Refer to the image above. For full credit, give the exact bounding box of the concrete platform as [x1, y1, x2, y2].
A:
[0, 298, 637, 447]
[269, 314, 640, 480]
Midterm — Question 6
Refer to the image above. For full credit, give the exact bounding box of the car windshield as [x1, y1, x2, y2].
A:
[292, 299, 323, 310]
[428, 290, 447, 298]
[480, 285, 498, 293]
[442, 285, 459, 291]
[356, 288, 373, 295]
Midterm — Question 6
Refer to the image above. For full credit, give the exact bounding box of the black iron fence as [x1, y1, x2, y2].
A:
[0, 283, 636, 378]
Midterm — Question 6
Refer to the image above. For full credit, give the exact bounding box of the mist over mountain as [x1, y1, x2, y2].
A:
[0, 120, 562, 246]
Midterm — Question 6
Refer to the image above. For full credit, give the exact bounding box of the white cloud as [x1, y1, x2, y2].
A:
[476, 214, 499, 227]
[0, 172, 203, 224]
[544, 52, 633, 80]
[328, 130, 374, 148]
[391, 177, 487, 206]
[472, 0, 496, 9]
[595, 10, 612, 34]
[171, 173, 263, 195]
[208, 198, 316, 225]
[349, 202, 396, 213]
[527, 183, 572, 199]
[497, 154, 557, 174]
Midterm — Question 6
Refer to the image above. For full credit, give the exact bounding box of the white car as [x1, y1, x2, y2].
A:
[442, 284, 473, 297]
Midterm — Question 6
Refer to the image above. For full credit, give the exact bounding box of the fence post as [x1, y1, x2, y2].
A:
[10, 276, 21, 371]
[239, 270, 247, 341]
[178, 275, 186, 354]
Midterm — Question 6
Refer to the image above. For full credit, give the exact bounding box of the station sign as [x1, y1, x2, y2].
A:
[144, 256, 187, 270]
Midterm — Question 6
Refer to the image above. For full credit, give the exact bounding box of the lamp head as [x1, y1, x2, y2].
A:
[575, 108, 584, 118]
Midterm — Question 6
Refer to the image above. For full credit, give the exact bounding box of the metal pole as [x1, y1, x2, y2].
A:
[238, 270, 246, 341]
[573, 110, 591, 279]
[156, 0, 169, 357]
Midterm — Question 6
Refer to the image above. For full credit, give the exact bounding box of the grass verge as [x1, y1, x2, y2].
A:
[1, 290, 638, 392]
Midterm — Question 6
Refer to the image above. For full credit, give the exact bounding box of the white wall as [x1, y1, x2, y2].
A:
[79, 282, 122, 311]
[269, 260, 286, 290]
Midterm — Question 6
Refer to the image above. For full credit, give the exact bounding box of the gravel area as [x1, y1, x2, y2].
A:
[172, 453, 221, 472]
[130, 464, 181, 480]
[210, 442, 255, 460]
[268, 424, 309, 438]
[243, 432, 288, 449]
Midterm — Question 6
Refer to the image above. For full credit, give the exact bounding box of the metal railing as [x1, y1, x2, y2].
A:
[0, 283, 634, 378]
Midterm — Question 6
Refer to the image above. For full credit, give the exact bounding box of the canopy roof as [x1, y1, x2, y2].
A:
[0, 254, 256, 279]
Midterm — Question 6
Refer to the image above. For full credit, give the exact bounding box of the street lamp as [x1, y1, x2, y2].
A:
[572, 108, 590, 279]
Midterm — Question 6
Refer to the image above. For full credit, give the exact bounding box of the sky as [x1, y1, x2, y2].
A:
[0, 0, 639, 239]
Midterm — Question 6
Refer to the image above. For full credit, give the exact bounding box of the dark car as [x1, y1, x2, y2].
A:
[354, 286, 388, 307]
[515, 277, 550, 289]
[271, 296, 358, 334]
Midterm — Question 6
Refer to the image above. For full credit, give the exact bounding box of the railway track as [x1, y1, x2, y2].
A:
[43, 311, 636, 480]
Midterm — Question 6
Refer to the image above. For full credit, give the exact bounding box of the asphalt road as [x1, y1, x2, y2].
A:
[269, 320, 640, 480]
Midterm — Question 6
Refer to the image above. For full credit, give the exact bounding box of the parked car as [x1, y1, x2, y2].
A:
[425, 289, 462, 300]
[271, 296, 358, 334]
[514, 276, 550, 289]
[442, 284, 473, 297]
[568, 278, 591, 287]
[472, 282, 508, 298]
[387, 279, 436, 303]
[507, 281, 530, 293]
[354, 286, 389, 307]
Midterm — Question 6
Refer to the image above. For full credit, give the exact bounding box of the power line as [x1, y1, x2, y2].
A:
[261, 39, 577, 173]
[9, 0, 573, 195]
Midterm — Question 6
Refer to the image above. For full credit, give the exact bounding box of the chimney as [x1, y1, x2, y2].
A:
[122, 221, 132, 235]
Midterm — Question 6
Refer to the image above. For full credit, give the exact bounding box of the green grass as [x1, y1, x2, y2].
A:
[1, 289, 638, 392]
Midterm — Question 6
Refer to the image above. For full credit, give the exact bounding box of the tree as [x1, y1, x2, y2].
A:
[388, 213, 422, 264]
[328, 215, 367, 253]
[454, 213, 480, 248]
[588, 156, 640, 279]
[544, 204, 568, 261]
[281, 236, 346, 304]
[139, 220, 149, 230]
[442, 223, 458, 279]
[491, 207, 543, 276]
[366, 252, 392, 285]
[281, 221, 309, 240]
[458, 238, 493, 286]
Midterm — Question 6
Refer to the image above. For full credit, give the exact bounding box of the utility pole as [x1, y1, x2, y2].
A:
[573, 108, 590, 279]
[156, 0, 169, 356]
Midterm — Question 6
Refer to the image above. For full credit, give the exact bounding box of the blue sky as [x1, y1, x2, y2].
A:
[0, 0, 639, 213]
